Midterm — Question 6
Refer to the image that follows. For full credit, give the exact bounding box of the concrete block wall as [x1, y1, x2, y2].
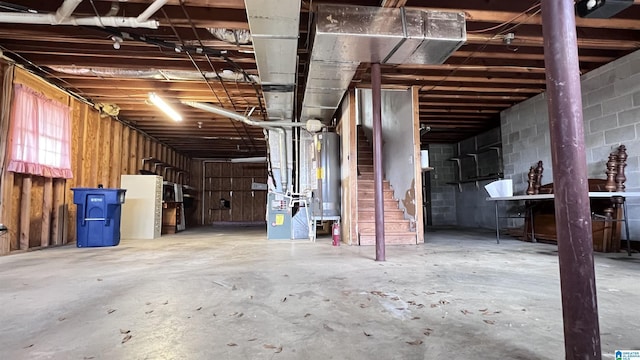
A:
[452, 127, 504, 229]
[428, 144, 456, 225]
[501, 49, 640, 239]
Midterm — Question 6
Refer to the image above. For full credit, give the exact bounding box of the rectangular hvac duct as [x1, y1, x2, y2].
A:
[245, 0, 300, 121]
[387, 11, 467, 64]
[300, 4, 466, 123]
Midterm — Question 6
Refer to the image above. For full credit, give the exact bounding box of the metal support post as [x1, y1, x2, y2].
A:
[541, 0, 601, 358]
[372, 63, 385, 261]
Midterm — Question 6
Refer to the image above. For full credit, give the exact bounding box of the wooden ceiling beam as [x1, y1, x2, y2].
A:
[420, 94, 528, 101]
[451, 50, 615, 63]
[420, 85, 542, 94]
[13, 55, 256, 71]
[64, 80, 258, 91]
[407, 7, 640, 31]
[420, 123, 488, 129]
[390, 64, 547, 74]
[0, 36, 253, 53]
[467, 33, 640, 50]
[420, 102, 512, 108]
[8, 49, 254, 64]
[381, 0, 408, 7]
[419, 115, 494, 120]
[381, 74, 547, 85]
[420, 110, 501, 115]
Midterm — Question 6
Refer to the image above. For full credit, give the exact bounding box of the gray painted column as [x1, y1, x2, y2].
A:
[371, 63, 385, 261]
[541, 0, 601, 358]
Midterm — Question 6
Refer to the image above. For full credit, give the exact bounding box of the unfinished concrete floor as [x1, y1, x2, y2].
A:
[0, 226, 638, 360]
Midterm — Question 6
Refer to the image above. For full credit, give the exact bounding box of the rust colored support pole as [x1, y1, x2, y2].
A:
[541, 1, 601, 358]
[372, 62, 385, 261]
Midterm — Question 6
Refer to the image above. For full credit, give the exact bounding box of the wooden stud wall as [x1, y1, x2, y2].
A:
[0, 65, 192, 255]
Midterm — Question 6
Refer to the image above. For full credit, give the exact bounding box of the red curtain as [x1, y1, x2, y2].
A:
[7, 84, 73, 179]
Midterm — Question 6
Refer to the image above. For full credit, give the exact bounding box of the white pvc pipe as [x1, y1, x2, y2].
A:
[0, 12, 159, 29]
[181, 101, 307, 129]
[137, 0, 168, 22]
[54, 0, 82, 23]
[182, 101, 292, 192]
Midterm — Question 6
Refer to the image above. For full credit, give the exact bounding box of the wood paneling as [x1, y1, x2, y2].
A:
[110, 122, 123, 188]
[0, 65, 193, 255]
[99, 116, 112, 187]
[41, 178, 52, 247]
[411, 86, 425, 244]
[198, 161, 266, 224]
[19, 175, 31, 250]
[121, 126, 131, 175]
[51, 179, 65, 246]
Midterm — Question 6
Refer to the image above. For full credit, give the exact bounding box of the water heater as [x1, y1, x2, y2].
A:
[313, 132, 341, 217]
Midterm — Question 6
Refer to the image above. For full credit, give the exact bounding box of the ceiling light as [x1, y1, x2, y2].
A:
[576, 0, 633, 18]
[148, 92, 182, 122]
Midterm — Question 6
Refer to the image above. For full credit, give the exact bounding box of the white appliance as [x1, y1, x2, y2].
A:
[120, 175, 163, 239]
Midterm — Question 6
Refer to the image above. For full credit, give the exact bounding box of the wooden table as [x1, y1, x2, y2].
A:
[486, 192, 640, 255]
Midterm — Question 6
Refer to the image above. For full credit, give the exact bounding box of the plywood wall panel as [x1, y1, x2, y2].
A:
[8, 173, 20, 251]
[143, 137, 151, 172]
[19, 175, 31, 250]
[84, 111, 99, 187]
[99, 117, 112, 187]
[65, 100, 84, 244]
[0, 172, 14, 254]
[110, 122, 123, 188]
[197, 161, 267, 225]
[41, 177, 52, 247]
[51, 179, 65, 246]
[121, 126, 131, 175]
[129, 130, 139, 175]
[148, 138, 155, 163]
[29, 176, 44, 248]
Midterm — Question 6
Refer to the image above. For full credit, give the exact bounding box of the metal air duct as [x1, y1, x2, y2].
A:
[301, 4, 466, 122]
[244, 0, 300, 121]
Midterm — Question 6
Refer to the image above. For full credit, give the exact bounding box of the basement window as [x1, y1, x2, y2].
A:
[7, 84, 73, 179]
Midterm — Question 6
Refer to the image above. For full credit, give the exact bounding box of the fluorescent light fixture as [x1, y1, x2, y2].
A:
[230, 156, 267, 163]
[148, 92, 182, 122]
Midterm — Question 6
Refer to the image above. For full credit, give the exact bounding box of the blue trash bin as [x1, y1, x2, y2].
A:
[72, 187, 126, 247]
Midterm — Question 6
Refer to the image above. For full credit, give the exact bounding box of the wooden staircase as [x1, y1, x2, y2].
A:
[356, 128, 417, 245]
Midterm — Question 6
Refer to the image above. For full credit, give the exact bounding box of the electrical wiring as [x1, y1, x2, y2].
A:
[420, 1, 542, 95]
[160, 8, 256, 154]
[467, 2, 542, 34]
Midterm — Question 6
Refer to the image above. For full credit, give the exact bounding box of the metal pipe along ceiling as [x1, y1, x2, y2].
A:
[301, 4, 466, 123]
[182, 101, 320, 192]
[137, 0, 169, 22]
[54, 0, 82, 23]
[0, 0, 160, 29]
